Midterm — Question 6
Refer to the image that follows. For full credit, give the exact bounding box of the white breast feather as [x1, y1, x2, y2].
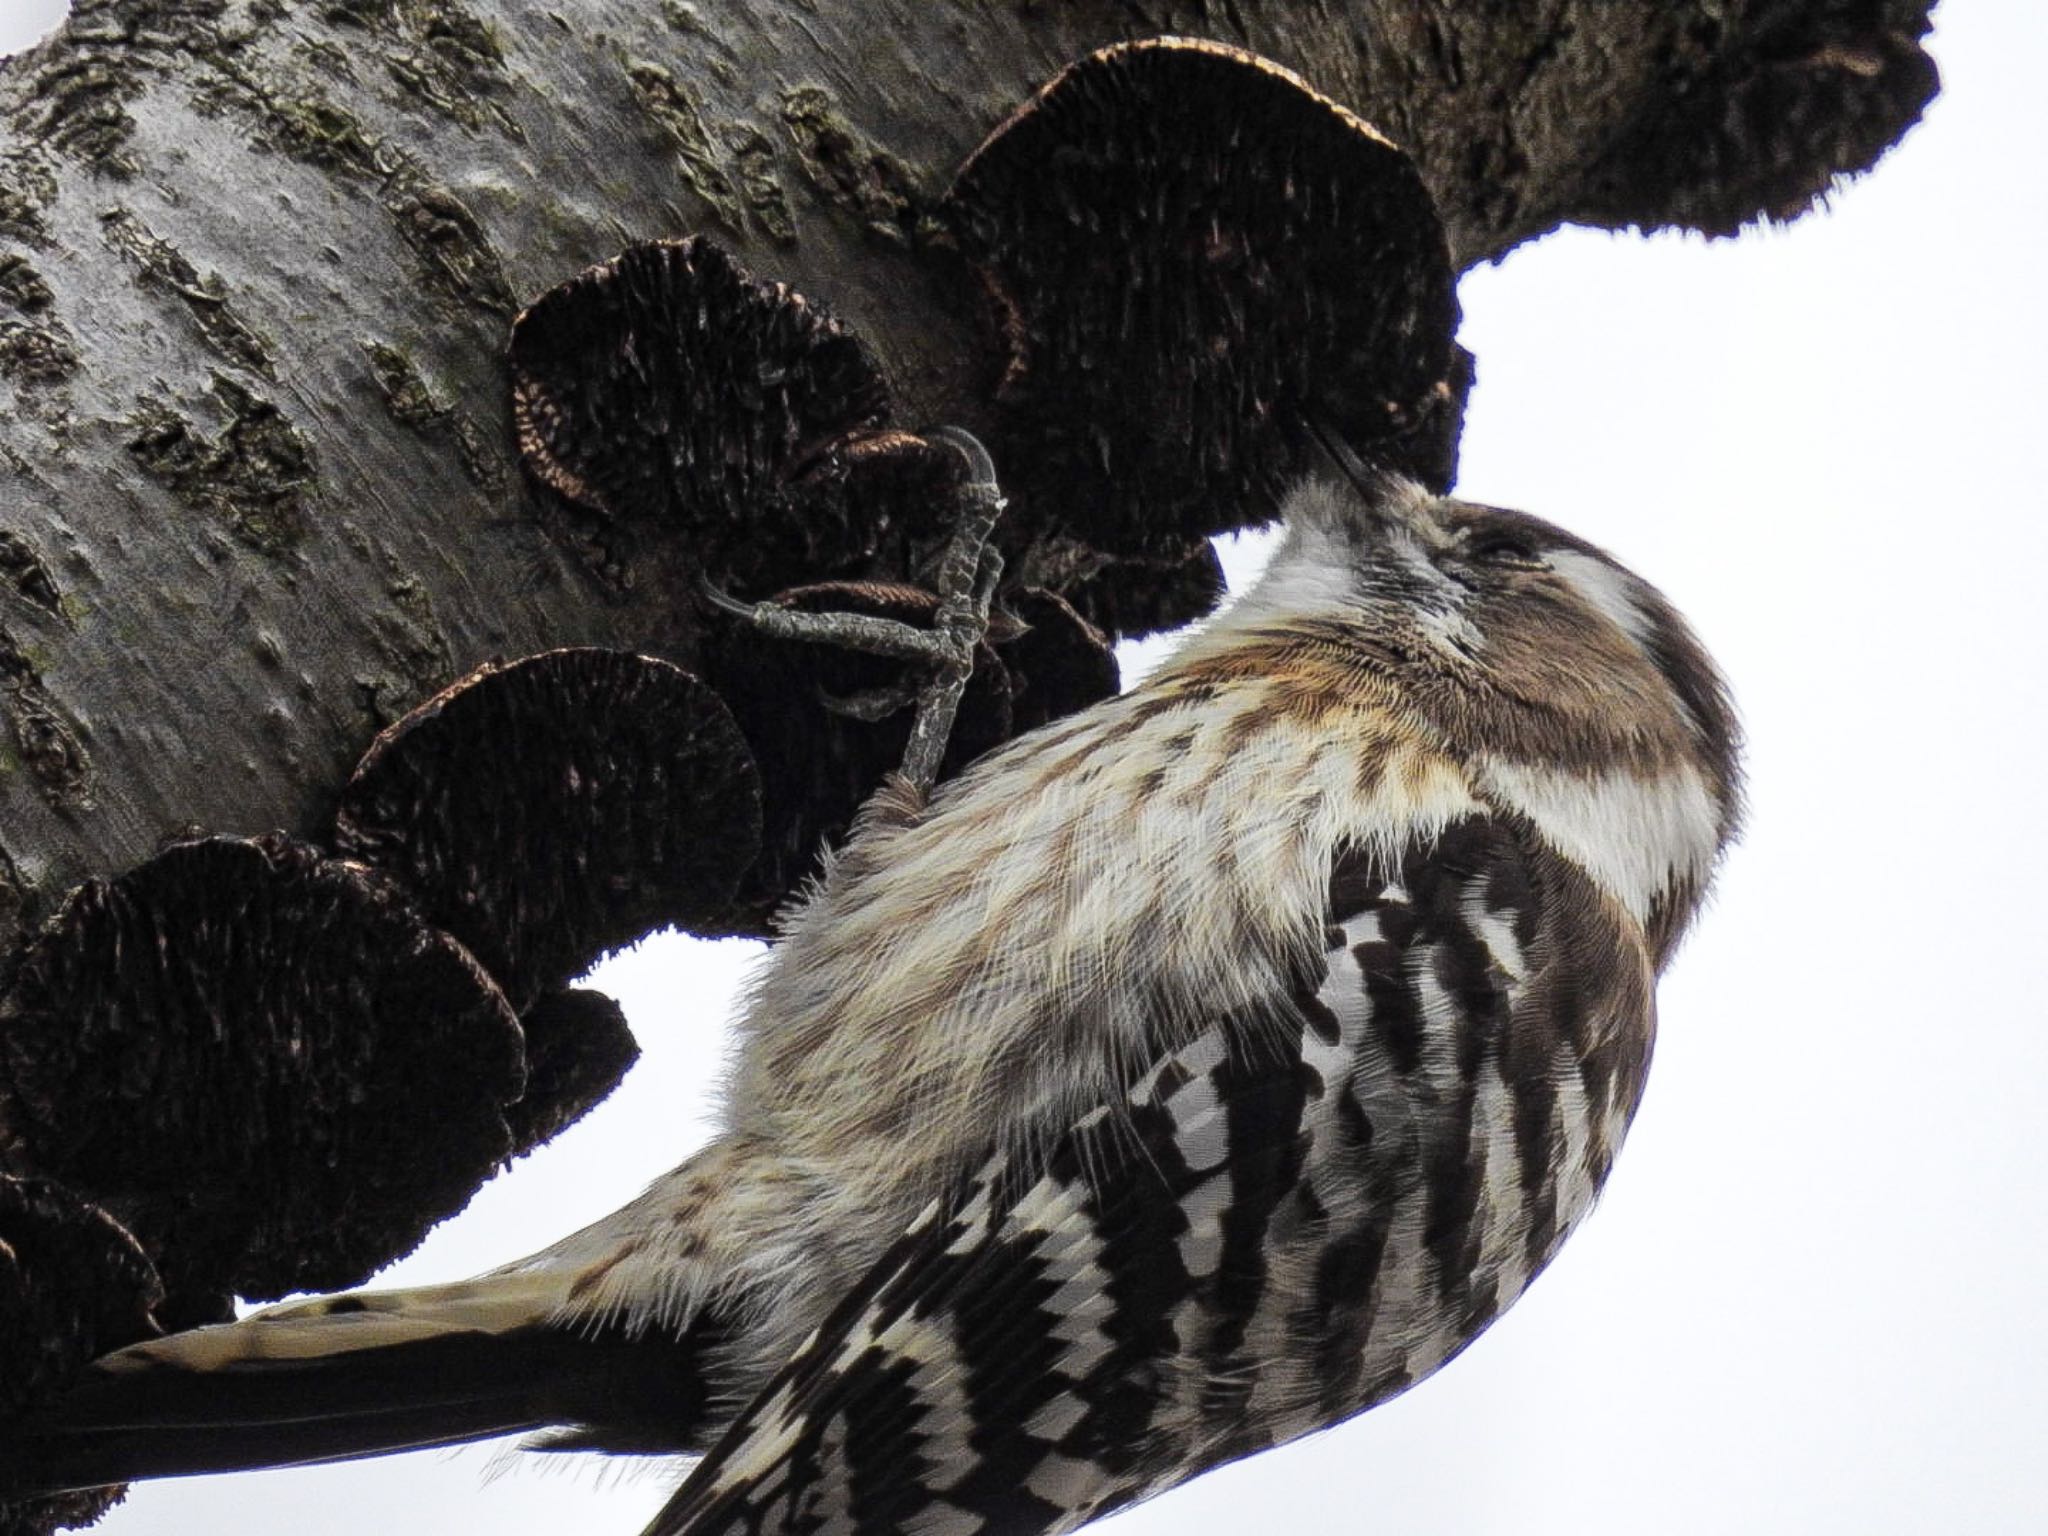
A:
[1478, 757, 1721, 925]
[735, 681, 1478, 1181]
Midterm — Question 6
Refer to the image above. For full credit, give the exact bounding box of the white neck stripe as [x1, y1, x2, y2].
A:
[1478, 758, 1720, 923]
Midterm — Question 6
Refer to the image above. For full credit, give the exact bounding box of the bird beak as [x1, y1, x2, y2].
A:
[1300, 415, 1425, 544]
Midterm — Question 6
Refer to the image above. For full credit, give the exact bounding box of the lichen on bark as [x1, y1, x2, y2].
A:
[0, 7, 1940, 1528]
[0, 0, 1941, 995]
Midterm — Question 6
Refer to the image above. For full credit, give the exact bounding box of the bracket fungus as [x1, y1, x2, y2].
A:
[0, 1176, 160, 1421]
[0, 836, 525, 1304]
[946, 38, 1461, 554]
[777, 427, 975, 566]
[991, 587, 1118, 737]
[1051, 538, 1227, 644]
[505, 989, 642, 1158]
[511, 237, 943, 593]
[0, 1177, 158, 1534]
[334, 649, 765, 1007]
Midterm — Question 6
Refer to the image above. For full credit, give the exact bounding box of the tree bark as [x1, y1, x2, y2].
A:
[0, 0, 1935, 946]
[0, 6, 1939, 1527]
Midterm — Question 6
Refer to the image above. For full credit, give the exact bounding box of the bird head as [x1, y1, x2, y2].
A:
[1218, 469, 1743, 961]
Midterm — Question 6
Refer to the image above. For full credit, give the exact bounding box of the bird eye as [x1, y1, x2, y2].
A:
[1466, 532, 1547, 570]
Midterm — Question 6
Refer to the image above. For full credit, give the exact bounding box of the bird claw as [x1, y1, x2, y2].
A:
[698, 577, 767, 626]
[706, 428, 1009, 793]
[819, 682, 921, 723]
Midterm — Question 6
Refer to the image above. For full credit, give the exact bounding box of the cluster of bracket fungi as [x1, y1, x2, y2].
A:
[0, 38, 1462, 1529]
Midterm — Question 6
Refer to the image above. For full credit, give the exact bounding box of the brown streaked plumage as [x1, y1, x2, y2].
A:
[1, 471, 1740, 1536]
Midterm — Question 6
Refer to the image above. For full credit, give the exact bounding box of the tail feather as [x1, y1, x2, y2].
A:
[0, 1274, 721, 1499]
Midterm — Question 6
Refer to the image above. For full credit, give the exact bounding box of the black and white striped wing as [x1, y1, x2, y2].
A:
[649, 815, 1649, 1536]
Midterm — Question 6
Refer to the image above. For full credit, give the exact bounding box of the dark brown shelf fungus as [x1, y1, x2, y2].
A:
[0, 1215, 149, 1520]
[0, 1480, 121, 1536]
[702, 582, 1017, 935]
[779, 428, 976, 567]
[1403, 343, 1476, 497]
[992, 587, 1119, 738]
[335, 649, 765, 1006]
[0, 1178, 157, 1529]
[511, 237, 907, 593]
[0, 837, 526, 1305]
[946, 38, 1461, 554]
[0, 1176, 161, 1421]
[506, 989, 642, 1159]
[1056, 539, 1228, 643]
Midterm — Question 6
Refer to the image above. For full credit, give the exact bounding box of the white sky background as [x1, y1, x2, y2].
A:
[5, 1, 2046, 1531]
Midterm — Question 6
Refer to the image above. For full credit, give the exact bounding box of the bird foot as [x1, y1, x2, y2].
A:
[703, 427, 1008, 793]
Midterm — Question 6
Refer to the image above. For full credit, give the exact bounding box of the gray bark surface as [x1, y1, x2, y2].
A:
[0, 7, 1938, 1527]
[0, 0, 1934, 943]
